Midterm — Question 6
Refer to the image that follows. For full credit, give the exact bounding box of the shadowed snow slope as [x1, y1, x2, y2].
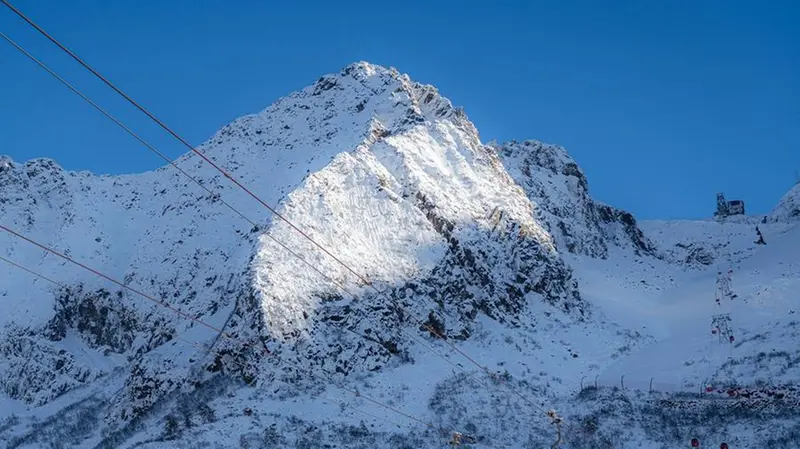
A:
[1, 62, 797, 448]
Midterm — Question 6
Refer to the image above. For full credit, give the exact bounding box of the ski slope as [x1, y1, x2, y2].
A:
[581, 219, 800, 392]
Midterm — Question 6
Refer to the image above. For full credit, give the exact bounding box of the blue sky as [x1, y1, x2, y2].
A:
[0, 0, 797, 220]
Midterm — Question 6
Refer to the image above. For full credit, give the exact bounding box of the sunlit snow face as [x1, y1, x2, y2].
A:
[246, 132, 559, 340]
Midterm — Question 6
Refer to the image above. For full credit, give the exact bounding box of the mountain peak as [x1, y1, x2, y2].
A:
[339, 61, 396, 78]
[179, 62, 470, 206]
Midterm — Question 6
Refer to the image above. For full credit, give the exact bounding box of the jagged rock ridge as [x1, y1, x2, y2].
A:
[494, 140, 657, 259]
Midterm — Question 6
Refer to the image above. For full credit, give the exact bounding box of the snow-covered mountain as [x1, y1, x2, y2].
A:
[1, 62, 798, 449]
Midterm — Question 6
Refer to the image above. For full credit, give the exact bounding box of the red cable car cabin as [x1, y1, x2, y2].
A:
[692, 438, 700, 447]
[720, 443, 729, 449]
